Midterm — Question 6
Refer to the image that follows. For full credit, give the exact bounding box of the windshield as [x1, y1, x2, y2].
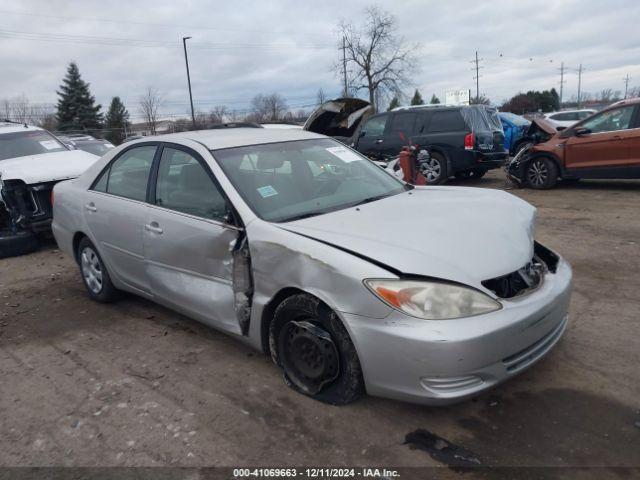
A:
[0, 130, 67, 161]
[213, 138, 407, 222]
[76, 142, 114, 156]
[499, 112, 531, 127]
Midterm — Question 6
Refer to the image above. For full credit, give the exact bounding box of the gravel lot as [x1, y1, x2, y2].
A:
[1, 171, 639, 477]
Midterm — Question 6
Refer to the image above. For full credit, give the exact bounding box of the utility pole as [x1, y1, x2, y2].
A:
[470, 51, 483, 101]
[182, 36, 196, 129]
[558, 62, 566, 107]
[623, 74, 630, 99]
[576, 64, 583, 109]
[342, 36, 348, 97]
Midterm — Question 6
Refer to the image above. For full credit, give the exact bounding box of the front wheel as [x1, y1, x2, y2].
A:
[525, 157, 558, 189]
[269, 294, 364, 405]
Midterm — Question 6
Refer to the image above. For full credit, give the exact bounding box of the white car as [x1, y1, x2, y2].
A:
[0, 122, 99, 258]
[544, 109, 596, 128]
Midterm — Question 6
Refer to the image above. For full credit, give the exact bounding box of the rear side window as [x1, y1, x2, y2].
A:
[155, 147, 228, 220]
[551, 112, 578, 121]
[387, 113, 417, 138]
[99, 145, 156, 201]
[362, 115, 387, 136]
[427, 110, 466, 133]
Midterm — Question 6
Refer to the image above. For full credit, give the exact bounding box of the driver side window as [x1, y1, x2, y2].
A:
[362, 115, 387, 136]
[581, 107, 634, 133]
[155, 147, 228, 221]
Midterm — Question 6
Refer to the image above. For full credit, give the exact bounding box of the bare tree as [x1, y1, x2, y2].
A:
[11, 95, 31, 123]
[251, 93, 287, 122]
[316, 88, 326, 106]
[1, 99, 12, 120]
[337, 7, 418, 111]
[139, 87, 163, 134]
[209, 105, 228, 124]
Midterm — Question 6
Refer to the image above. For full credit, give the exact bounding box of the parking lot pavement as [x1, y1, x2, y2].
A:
[1, 171, 639, 475]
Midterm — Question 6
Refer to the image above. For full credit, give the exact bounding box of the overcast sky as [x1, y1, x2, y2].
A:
[1, 0, 639, 119]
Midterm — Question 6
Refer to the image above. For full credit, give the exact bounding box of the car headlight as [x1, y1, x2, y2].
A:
[364, 279, 501, 320]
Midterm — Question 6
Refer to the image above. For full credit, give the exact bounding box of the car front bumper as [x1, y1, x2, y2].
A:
[341, 257, 572, 405]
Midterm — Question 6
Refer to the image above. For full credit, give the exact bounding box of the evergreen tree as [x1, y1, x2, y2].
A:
[388, 96, 400, 111]
[56, 62, 102, 132]
[104, 97, 130, 145]
[410, 89, 424, 105]
[430, 94, 441, 104]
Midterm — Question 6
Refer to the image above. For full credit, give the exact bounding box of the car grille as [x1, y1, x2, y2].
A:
[502, 315, 567, 373]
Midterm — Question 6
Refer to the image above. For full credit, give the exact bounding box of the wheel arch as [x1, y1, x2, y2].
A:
[525, 152, 565, 176]
[72, 231, 89, 263]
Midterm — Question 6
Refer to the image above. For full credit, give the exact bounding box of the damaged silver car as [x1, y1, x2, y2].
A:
[52, 128, 572, 405]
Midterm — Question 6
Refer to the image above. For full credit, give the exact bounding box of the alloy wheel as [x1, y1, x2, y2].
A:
[527, 160, 548, 187]
[81, 246, 103, 294]
[420, 157, 442, 182]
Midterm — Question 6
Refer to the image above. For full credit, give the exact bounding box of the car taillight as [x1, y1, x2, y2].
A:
[464, 133, 475, 150]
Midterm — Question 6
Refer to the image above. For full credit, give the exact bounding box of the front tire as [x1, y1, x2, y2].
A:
[77, 237, 118, 303]
[269, 294, 364, 405]
[525, 157, 558, 189]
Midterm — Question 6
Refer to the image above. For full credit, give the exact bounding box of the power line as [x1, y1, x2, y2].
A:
[0, 29, 331, 50]
[0, 9, 330, 39]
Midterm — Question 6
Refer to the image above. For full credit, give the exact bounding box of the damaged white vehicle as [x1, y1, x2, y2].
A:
[0, 122, 99, 258]
[52, 129, 572, 405]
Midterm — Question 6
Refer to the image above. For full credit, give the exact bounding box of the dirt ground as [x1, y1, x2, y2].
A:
[1, 171, 639, 478]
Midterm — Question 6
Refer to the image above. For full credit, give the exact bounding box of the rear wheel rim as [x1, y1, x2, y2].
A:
[527, 160, 548, 186]
[81, 246, 103, 294]
[278, 320, 340, 395]
[421, 158, 442, 182]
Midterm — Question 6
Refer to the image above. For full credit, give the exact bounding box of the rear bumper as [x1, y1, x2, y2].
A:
[455, 150, 508, 172]
[341, 257, 572, 405]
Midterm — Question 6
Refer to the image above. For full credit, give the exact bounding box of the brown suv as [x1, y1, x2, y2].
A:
[516, 98, 640, 189]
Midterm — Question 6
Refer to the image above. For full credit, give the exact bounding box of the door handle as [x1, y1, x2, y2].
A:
[85, 203, 97, 212]
[144, 222, 163, 234]
[375, 139, 384, 144]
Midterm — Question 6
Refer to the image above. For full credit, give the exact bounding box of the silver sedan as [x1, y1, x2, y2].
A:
[52, 128, 572, 405]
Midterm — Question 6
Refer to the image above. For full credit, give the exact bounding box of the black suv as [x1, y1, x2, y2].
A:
[353, 105, 508, 183]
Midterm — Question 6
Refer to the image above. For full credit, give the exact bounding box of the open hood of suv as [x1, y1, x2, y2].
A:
[304, 98, 373, 141]
[0, 150, 99, 184]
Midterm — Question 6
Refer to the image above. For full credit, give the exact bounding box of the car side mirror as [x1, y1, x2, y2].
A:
[574, 127, 591, 137]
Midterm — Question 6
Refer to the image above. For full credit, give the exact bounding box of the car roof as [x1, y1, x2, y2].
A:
[138, 127, 325, 150]
[0, 122, 43, 134]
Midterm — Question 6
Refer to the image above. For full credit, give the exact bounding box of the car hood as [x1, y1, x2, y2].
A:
[530, 118, 559, 135]
[303, 98, 373, 140]
[279, 187, 536, 288]
[0, 150, 99, 184]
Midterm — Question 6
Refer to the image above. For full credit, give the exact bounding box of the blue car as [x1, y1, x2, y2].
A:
[499, 112, 531, 156]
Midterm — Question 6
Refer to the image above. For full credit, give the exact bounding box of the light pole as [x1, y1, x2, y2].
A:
[182, 36, 196, 129]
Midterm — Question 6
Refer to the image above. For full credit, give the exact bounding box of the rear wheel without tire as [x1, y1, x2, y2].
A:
[269, 294, 364, 405]
[420, 152, 448, 185]
[77, 237, 119, 303]
[525, 157, 558, 189]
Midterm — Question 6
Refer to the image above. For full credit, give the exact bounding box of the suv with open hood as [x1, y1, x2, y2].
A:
[0, 122, 99, 258]
[305, 101, 508, 184]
